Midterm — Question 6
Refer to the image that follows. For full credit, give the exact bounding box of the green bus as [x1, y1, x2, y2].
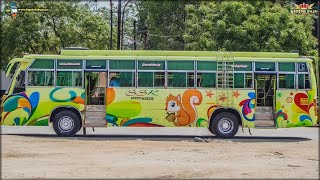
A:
[0, 50, 318, 138]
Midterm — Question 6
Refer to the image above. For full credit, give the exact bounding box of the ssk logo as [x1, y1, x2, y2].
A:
[291, 2, 318, 14]
[126, 90, 159, 100]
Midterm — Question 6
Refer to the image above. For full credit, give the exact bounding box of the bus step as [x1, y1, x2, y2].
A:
[84, 124, 106, 127]
[256, 106, 273, 112]
[255, 112, 274, 120]
[84, 119, 107, 127]
[85, 111, 106, 118]
[255, 119, 275, 127]
[86, 105, 106, 112]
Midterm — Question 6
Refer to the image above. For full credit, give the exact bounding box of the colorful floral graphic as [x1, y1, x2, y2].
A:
[1, 92, 41, 125]
[276, 91, 316, 128]
[239, 92, 255, 121]
[1, 88, 85, 126]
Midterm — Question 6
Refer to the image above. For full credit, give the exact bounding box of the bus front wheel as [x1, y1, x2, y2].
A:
[209, 112, 239, 138]
[53, 110, 81, 137]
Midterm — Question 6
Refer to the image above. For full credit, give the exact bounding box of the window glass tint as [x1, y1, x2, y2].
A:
[245, 73, 253, 88]
[279, 74, 295, 89]
[57, 60, 83, 69]
[255, 62, 275, 71]
[168, 72, 186, 87]
[197, 61, 216, 71]
[168, 61, 194, 70]
[56, 71, 82, 87]
[298, 63, 308, 72]
[233, 61, 252, 71]
[30, 59, 54, 69]
[138, 72, 153, 87]
[86, 60, 106, 69]
[73, 72, 83, 87]
[298, 74, 310, 89]
[234, 73, 244, 88]
[279, 63, 295, 72]
[187, 72, 194, 87]
[197, 73, 216, 88]
[13, 71, 25, 93]
[154, 72, 165, 87]
[138, 61, 165, 70]
[28, 71, 54, 86]
[109, 72, 134, 87]
[57, 71, 72, 86]
[109, 60, 135, 70]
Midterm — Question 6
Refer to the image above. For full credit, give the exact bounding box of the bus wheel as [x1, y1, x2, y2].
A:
[210, 112, 239, 138]
[53, 110, 80, 137]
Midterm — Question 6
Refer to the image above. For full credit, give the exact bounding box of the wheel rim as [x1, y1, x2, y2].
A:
[218, 118, 233, 134]
[58, 116, 74, 132]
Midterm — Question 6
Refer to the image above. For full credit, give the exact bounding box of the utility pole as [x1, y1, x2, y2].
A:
[117, 0, 121, 50]
[109, 0, 113, 50]
[133, 20, 136, 50]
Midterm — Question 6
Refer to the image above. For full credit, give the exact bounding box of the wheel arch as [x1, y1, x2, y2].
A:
[209, 107, 242, 127]
[49, 106, 82, 125]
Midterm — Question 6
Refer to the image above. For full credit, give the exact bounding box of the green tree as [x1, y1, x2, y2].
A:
[1, 1, 113, 69]
[184, 1, 317, 55]
[135, 0, 188, 50]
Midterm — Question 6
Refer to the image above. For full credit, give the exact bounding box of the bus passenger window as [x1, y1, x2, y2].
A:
[154, 72, 165, 87]
[279, 74, 295, 89]
[245, 73, 253, 88]
[298, 74, 310, 89]
[109, 72, 134, 87]
[73, 72, 83, 87]
[197, 73, 216, 88]
[168, 72, 186, 87]
[187, 72, 194, 87]
[138, 72, 152, 87]
[28, 71, 54, 86]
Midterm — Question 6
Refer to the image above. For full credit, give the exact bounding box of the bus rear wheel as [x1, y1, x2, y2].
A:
[53, 110, 81, 137]
[210, 112, 239, 138]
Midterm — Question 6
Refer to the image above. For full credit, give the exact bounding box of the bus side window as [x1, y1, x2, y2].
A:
[13, 71, 25, 94]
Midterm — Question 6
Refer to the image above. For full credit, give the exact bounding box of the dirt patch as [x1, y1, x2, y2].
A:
[1, 134, 319, 179]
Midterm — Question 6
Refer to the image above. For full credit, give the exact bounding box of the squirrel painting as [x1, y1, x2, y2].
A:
[165, 89, 203, 126]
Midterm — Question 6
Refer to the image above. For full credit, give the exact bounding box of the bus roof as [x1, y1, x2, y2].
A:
[59, 50, 300, 58]
[21, 50, 313, 62]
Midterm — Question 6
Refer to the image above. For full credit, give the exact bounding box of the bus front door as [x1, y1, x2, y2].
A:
[254, 74, 276, 127]
[83, 72, 107, 129]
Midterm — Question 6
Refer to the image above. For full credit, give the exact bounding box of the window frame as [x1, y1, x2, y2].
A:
[296, 62, 311, 90]
[137, 60, 166, 88]
[196, 60, 217, 89]
[277, 73, 296, 90]
[107, 60, 136, 88]
[55, 59, 84, 88]
[167, 60, 195, 88]
[233, 61, 254, 89]
[26, 59, 56, 88]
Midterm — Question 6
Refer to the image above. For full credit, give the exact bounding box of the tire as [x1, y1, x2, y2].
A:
[53, 110, 81, 137]
[209, 112, 239, 138]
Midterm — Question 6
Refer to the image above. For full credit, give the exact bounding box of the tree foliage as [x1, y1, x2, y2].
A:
[0, 0, 318, 70]
[135, 0, 188, 50]
[184, 1, 317, 55]
[1, 1, 112, 69]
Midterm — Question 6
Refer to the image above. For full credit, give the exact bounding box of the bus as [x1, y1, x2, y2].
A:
[0, 50, 318, 138]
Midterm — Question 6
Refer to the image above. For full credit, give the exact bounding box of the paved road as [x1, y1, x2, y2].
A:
[1, 126, 318, 143]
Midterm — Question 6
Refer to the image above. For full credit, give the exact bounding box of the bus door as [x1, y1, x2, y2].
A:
[83, 71, 107, 127]
[254, 73, 276, 127]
